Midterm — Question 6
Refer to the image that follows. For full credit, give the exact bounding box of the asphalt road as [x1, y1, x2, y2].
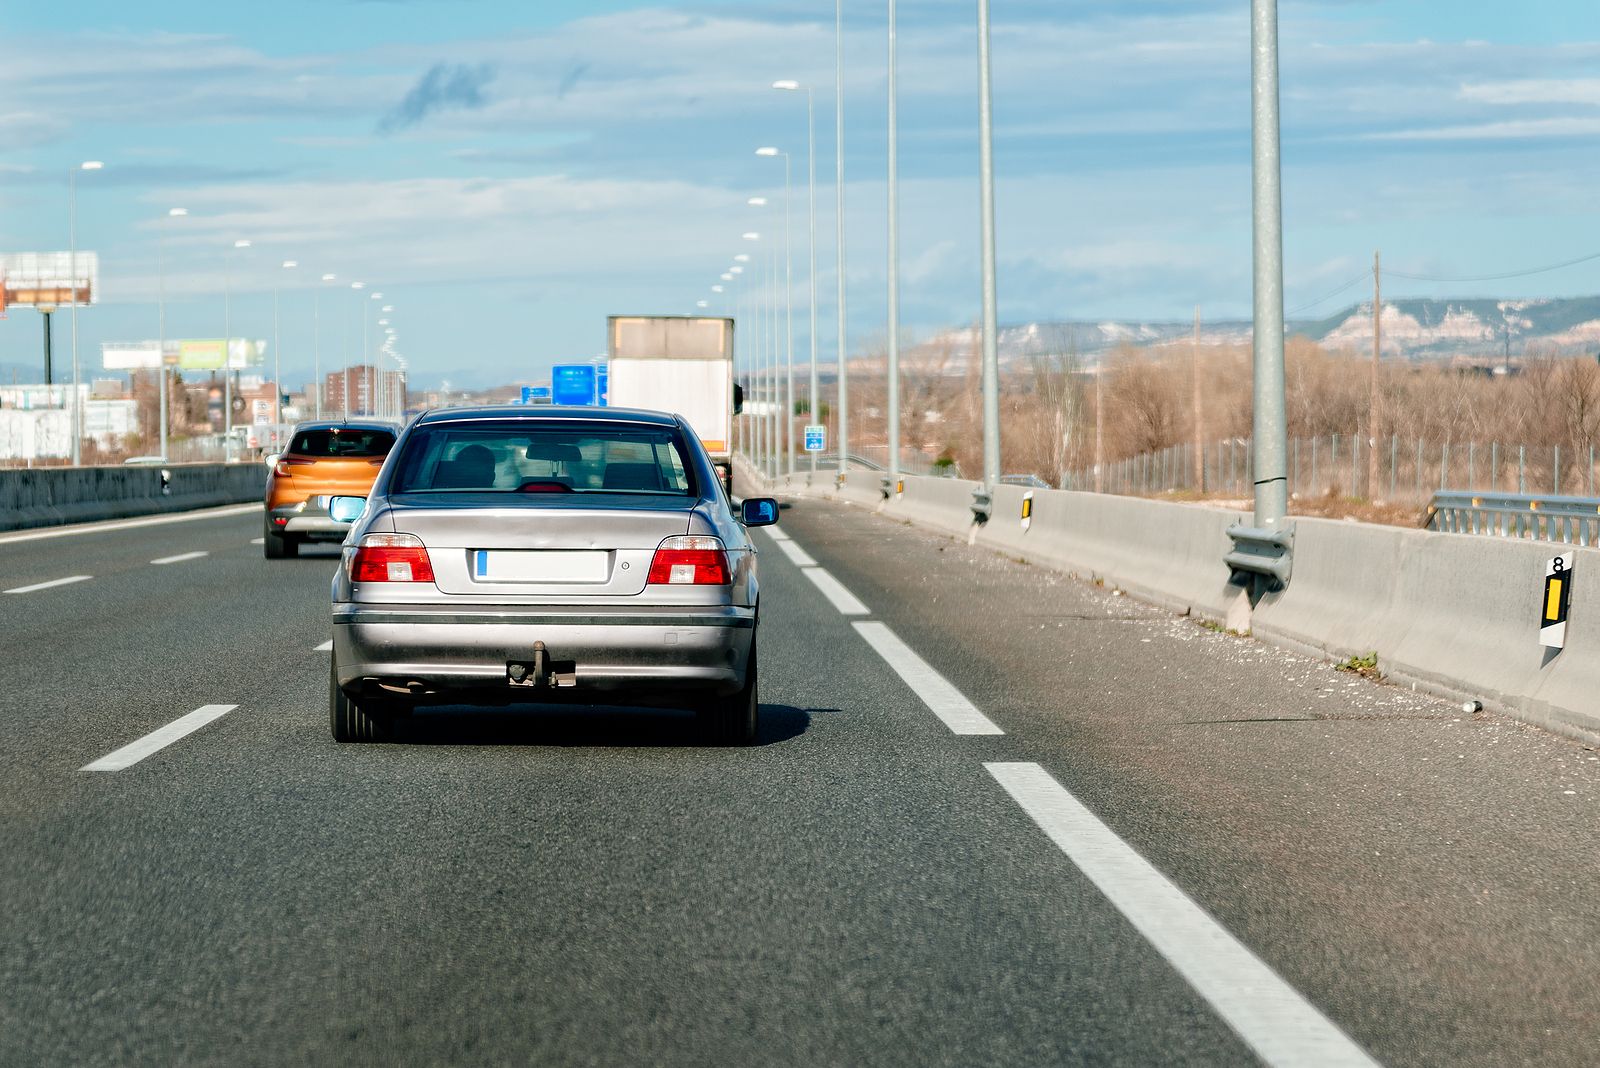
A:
[3, 496, 1599, 1066]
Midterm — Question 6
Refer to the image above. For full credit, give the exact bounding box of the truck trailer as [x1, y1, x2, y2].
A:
[606, 315, 737, 493]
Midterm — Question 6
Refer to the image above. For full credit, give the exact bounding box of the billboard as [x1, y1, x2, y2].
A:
[102, 340, 171, 370]
[0, 252, 99, 313]
[177, 338, 265, 371]
[552, 364, 598, 406]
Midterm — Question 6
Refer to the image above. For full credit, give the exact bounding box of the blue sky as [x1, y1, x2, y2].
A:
[4, 1, 1600, 390]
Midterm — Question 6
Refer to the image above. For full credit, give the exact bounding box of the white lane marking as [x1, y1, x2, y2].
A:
[249, 538, 265, 545]
[775, 539, 818, 568]
[852, 621, 1004, 735]
[986, 762, 1381, 1068]
[764, 526, 793, 542]
[4, 575, 93, 595]
[151, 551, 209, 565]
[80, 704, 238, 772]
[801, 566, 869, 616]
[0, 504, 259, 545]
[315, 640, 333, 652]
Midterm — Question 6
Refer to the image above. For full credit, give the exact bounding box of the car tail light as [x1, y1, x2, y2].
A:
[647, 536, 731, 585]
[349, 533, 435, 583]
[275, 457, 315, 478]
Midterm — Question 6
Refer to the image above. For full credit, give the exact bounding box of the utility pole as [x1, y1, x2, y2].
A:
[1192, 306, 1204, 490]
[886, 0, 901, 489]
[1367, 250, 1381, 498]
[834, 0, 849, 482]
[1093, 359, 1104, 493]
[977, 0, 1001, 491]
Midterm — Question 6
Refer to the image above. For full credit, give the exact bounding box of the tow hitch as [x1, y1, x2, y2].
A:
[508, 642, 577, 688]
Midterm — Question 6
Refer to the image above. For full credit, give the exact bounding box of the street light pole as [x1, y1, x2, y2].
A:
[315, 274, 334, 418]
[275, 261, 297, 426]
[1250, 0, 1289, 529]
[835, 0, 849, 482]
[756, 148, 794, 478]
[773, 81, 819, 480]
[68, 160, 102, 465]
[224, 239, 251, 462]
[347, 282, 364, 419]
[157, 207, 186, 461]
[886, 0, 901, 487]
[977, 0, 1001, 491]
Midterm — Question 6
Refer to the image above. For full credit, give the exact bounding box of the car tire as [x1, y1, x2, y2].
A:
[263, 519, 298, 559]
[330, 659, 391, 742]
[701, 634, 758, 745]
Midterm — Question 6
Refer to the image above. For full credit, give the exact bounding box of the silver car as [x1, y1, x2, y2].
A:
[327, 405, 778, 744]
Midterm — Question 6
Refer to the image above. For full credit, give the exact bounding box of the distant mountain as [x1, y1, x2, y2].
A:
[911, 295, 1600, 369]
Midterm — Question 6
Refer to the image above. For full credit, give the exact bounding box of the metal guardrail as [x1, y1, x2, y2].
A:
[1225, 523, 1294, 588]
[1429, 491, 1600, 546]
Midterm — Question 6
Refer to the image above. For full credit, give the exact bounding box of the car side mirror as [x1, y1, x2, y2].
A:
[264, 453, 280, 468]
[329, 495, 367, 523]
[741, 497, 779, 527]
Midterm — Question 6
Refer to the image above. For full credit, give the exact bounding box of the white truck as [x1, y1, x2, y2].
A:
[606, 315, 738, 493]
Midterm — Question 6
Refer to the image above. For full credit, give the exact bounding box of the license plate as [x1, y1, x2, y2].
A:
[473, 550, 608, 583]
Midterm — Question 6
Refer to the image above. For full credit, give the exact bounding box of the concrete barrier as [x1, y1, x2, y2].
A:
[0, 463, 266, 532]
[762, 465, 1600, 744]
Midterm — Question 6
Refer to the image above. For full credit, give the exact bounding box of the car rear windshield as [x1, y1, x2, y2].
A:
[288, 428, 395, 458]
[391, 421, 697, 496]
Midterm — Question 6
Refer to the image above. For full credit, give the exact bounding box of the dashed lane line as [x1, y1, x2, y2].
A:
[80, 705, 238, 772]
[774, 539, 818, 568]
[986, 762, 1381, 1068]
[852, 621, 1004, 735]
[764, 526, 793, 542]
[0, 504, 260, 546]
[801, 566, 870, 616]
[151, 551, 209, 565]
[315, 640, 333, 652]
[4, 575, 93, 595]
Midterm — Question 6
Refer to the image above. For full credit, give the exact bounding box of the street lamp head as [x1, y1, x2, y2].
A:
[80, 161, 104, 171]
[381, 305, 393, 312]
[734, 254, 751, 262]
[371, 292, 383, 300]
[233, 239, 251, 248]
[729, 266, 743, 275]
[378, 319, 390, 326]
[696, 300, 709, 308]
[721, 273, 733, 281]
[711, 285, 725, 293]
[747, 196, 767, 207]
[282, 260, 298, 269]
[321, 273, 337, 282]
[351, 282, 364, 289]
[755, 147, 779, 157]
[168, 207, 188, 217]
[742, 232, 760, 241]
[772, 80, 801, 91]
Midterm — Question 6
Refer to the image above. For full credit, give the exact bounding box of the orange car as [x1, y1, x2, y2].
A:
[263, 421, 397, 558]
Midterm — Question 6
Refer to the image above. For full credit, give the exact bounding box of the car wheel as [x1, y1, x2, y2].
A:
[701, 634, 758, 745]
[263, 518, 297, 559]
[329, 659, 391, 742]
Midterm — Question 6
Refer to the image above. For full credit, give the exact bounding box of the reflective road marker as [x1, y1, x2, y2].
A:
[81, 705, 238, 772]
[853, 621, 1004, 735]
[5, 575, 92, 595]
[987, 762, 1380, 1068]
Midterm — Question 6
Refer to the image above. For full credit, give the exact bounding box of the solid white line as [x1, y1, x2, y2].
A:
[802, 566, 870, 616]
[249, 538, 265, 545]
[151, 551, 209, 565]
[315, 640, 333, 652]
[774, 539, 818, 568]
[81, 704, 238, 772]
[852, 621, 1004, 735]
[986, 762, 1380, 1068]
[0, 503, 259, 546]
[4, 575, 93, 595]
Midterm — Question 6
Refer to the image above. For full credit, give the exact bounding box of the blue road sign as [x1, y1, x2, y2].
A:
[596, 366, 608, 407]
[552, 364, 598, 406]
[804, 424, 826, 452]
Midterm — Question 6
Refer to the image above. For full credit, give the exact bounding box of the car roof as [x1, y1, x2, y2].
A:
[413, 405, 678, 429]
[290, 419, 398, 433]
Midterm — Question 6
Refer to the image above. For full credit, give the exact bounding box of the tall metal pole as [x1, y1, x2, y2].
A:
[223, 245, 233, 461]
[806, 90, 819, 478]
[158, 215, 171, 461]
[770, 243, 780, 479]
[834, 0, 850, 480]
[273, 284, 282, 425]
[784, 151, 795, 478]
[313, 281, 324, 419]
[886, 0, 901, 486]
[68, 167, 82, 465]
[1250, 0, 1289, 528]
[1192, 306, 1204, 489]
[977, 0, 1001, 490]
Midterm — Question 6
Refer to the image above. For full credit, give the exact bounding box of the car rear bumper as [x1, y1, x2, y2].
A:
[332, 602, 755, 704]
[269, 502, 352, 540]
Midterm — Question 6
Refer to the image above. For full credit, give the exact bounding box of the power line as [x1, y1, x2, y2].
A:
[1386, 249, 1600, 283]
[1286, 269, 1373, 317]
